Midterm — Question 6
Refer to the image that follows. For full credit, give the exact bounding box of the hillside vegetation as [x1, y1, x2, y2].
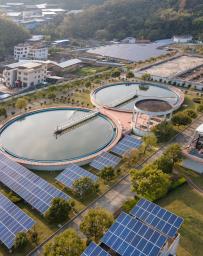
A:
[57, 0, 203, 40]
[0, 17, 29, 57]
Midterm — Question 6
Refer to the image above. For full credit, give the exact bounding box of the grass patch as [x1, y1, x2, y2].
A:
[158, 184, 203, 256]
[177, 166, 203, 190]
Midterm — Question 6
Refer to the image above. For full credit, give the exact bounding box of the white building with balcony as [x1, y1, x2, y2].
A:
[14, 43, 48, 60]
[3, 61, 47, 88]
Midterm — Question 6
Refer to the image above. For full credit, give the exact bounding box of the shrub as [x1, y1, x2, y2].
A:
[122, 197, 139, 213]
[197, 104, 203, 112]
[184, 109, 197, 119]
[169, 177, 187, 191]
[172, 112, 192, 126]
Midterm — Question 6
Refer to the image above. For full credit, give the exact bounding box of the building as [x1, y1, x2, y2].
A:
[121, 37, 136, 44]
[52, 39, 70, 47]
[14, 43, 48, 60]
[3, 61, 47, 88]
[48, 59, 83, 73]
[182, 123, 203, 174]
[173, 35, 193, 43]
[81, 199, 184, 256]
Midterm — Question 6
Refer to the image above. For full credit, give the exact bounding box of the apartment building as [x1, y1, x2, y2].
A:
[14, 43, 48, 60]
[3, 61, 47, 88]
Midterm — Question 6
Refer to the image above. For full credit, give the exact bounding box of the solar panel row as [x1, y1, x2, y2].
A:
[130, 199, 184, 238]
[90, 152, 121, 171]
[56, 164, 98, 189]
[81, 242, 110, 256]
[0, 193, 35, 249]
[112, 135, 142, 156]
[101, 211, 167, 256]
[0, 153, 70, 214]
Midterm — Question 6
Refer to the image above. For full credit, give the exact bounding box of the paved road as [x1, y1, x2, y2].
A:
[28, 114, 203, 256]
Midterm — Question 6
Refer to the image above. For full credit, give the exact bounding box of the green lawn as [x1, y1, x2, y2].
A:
[158, 184, 203, 256]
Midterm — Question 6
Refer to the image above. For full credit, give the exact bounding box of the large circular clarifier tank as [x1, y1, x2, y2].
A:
[0, 107, 121, 170]
[91, 82, 181, 112]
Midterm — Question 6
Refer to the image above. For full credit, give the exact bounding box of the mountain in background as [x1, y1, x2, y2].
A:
[57, 0, 203, 40]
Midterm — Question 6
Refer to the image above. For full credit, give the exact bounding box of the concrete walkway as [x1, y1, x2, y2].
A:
[28, 114, 203, 256]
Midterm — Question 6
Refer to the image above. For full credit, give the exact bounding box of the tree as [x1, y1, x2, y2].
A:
[29, 229, 39, 245]
[100, 167, 116, 181]
[197, 104, 203, 112]
[153, 155, 173, 174]
[164, 144, 182, 168]
[43, 229, 85, 256]
[80, 208, 114, 242]
[48, 92, 56, 100]
[141, 73, 151, 81]
[111, 69, 121, 78]
[142, 134, 157, 154]
[152, 121, 176, 143]
[73, 177, 99, 198]
[14, 232, 28, 250]
[172, 112, 192, 126]
[126, 71, 134, 78]
[130, 166, 171, 201]
[123, 148, 142, 168]
[15, 98, 28, 111]
[45, 198, 72, 224]
[184, 109, 197, 119]
[0, 107, 7, 117]
[85, 81, 91, 88]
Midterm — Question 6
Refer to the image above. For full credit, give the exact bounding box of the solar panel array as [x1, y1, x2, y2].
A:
[56, 164, 98, 189]
[81, 242, 110, 256]
[90, 152, 121, 171]
[101, 211, 167, 256]
[111, 135, 142, 156]
[0, 193, 35, 249]
[0, 153, 70, 214]
[130, 199, 184, 238]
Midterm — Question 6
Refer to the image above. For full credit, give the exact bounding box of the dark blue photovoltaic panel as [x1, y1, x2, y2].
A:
[0, 153, 70, 214]
[81, 242, 110, 256]
[90, 152, 121, 171]
[0, 193, 35, 249]
[111, 135, 142, 156]
[56, 164, 98, 188]
[101, 212, 167, 256]
[130, 199, 184, 238]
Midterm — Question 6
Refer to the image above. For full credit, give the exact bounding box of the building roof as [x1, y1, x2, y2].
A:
[52, 39, 69, 45]
[5, 60, 44, 69]
[57, 59, 82, 68]
[173, 35, 193, 39]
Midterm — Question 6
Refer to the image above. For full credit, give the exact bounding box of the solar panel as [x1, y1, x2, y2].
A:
[0, 153, 71, 214]
[56, 164, 98, 189]
[111, 135, 142, 156]
[81, 242, 110, 256]
[90, 152, 121, 171]
[0, 193, 35, 249]
[130, 199, 184, 238]
[101, 212, 167, 256]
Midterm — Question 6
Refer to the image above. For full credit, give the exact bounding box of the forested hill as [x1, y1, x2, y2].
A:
[0, 18, 30, 57]
[0, 0, 106, 9]
[57, 0, 203, 40]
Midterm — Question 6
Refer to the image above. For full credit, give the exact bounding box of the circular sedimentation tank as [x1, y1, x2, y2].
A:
[0, 107, 121, 170]
[91, 82, 181, 112]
